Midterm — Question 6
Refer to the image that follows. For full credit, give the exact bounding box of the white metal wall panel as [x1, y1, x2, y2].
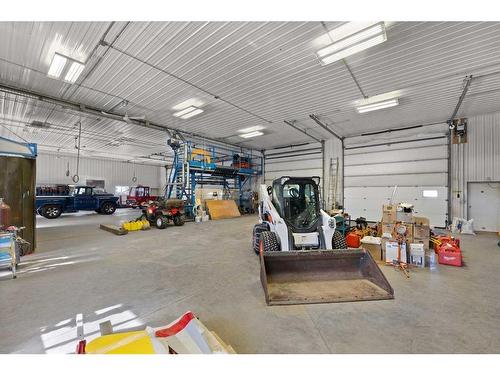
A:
[345, 173, 448, 188]
[264, 143, 322, 186]
[451, 110, 500, 219]
[36, 152, 163, 193]
[344, 133, 449, 226]
[345, 186, 448, 225]
[345, 145, 447, 165]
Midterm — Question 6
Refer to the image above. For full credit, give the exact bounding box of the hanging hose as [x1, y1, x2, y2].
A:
[72, 120, 82, 183]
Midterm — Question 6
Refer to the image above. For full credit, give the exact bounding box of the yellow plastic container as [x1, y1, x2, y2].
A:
[122, 220, 150, 231]
[85, 330, 156, 354]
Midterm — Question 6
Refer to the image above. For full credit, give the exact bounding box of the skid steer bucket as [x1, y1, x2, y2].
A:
[260, 249, 394, 305]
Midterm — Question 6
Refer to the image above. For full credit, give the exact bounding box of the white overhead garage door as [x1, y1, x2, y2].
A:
[264, 143, 323, 187]
[344, 134, 449, 227]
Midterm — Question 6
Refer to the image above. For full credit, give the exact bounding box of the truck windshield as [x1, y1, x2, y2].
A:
[280, 180, 320, 230]
[130, 187, 147, 197]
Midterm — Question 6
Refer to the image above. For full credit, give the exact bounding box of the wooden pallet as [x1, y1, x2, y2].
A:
[99, 224, 128, 235]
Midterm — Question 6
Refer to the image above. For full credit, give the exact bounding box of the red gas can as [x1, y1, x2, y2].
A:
[346, 232, 361, 248]
[434, 235, 460, 254]
[438, 242, 462, 267]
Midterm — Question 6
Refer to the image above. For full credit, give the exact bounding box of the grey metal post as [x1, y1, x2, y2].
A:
[321, 140, 325, 209]
[342, 138, 345, 210]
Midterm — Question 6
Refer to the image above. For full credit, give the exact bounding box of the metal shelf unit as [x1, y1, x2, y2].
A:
[165, 140, 263, 216]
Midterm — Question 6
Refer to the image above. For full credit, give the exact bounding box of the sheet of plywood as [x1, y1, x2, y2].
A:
[206, 200, 241, 220]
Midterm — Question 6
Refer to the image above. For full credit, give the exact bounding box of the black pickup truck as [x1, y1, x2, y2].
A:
[36, 186, 119, 219]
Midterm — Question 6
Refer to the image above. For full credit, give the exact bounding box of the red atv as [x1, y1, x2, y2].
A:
[126, 185, 159, 209]
[142, 198, 185, 229]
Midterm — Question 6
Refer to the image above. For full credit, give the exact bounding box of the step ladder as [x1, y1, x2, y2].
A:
[327, 157, 339, 210]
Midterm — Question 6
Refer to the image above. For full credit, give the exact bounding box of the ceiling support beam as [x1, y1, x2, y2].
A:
[100, 41, 272, 125]
[283, 120, 322, 143]
[342, 60, 368, 98]
[0, 82, 259, 152]
[309, 114, 344, 141]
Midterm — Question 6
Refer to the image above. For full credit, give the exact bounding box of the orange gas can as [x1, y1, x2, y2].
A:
[346, 232, 361, 248]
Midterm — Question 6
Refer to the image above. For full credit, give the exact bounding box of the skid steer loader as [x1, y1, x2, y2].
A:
[252, 176, 394, 305]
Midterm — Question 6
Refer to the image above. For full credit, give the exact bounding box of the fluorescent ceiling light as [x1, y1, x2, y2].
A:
[172, 98, 204, 111]
[173, 106, 198, 117]
[239, 131, 264, 138]
[47, 53, 85, 83]
[64, 61, 85, 83]
[47, 53, 68, 78]
[317, 22, 387, 65]
[173, 106, 204, 119]
[356, 98, 399, 113]
[180, 108, 203, 119]
[238, 125, 265, 133]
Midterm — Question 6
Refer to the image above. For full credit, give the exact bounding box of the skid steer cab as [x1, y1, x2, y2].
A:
[252, 176, 345, 253]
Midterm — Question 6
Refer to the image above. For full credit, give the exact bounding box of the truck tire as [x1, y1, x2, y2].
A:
[252, 223, 269, 254]
[259, 231, 280, 253]
[41, 205, 62, 219]
[155, 215, 168, 229]
[173, 214, 185, 226]
[100, 202, 116, 215]
[332, 231, 347, 249]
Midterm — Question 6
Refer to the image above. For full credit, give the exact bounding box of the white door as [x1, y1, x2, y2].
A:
[468, 182, 500, 232]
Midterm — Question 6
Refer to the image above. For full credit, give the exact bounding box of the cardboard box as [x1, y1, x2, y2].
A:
[382, 204, 397, 223]
[396, 210, 413, 223]
[410, 243, 425, 255]
[382, 211, 397, 223]
[383, 204, 397, 213]
[361, 243, 383, 262]
[413, 216, 430, 226]
[413, 225, 430, 239]
[381, 222, 395, 238]
[412, 237, 430, 252]
[385, 241, 407, 263]
[393, 222, 413, 241]
[401, 223, 414, 237]
[409, 243, 425, 268]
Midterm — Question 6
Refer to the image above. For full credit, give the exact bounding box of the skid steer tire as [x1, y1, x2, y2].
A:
[332, 231, 347, 249]
[252, 223, 269, 254]
[260, 231, 280, 253]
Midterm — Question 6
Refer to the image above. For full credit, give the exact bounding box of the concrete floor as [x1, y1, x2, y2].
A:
[1, 209, 499, 353]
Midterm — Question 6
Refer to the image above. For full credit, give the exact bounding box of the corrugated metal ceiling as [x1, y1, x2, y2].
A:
[0, 21, 499, 159]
